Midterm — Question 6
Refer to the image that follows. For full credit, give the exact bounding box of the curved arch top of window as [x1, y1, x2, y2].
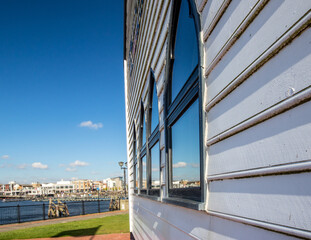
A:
[171, 0, 199, 102]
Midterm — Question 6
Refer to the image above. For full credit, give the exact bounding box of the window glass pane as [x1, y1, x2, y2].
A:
[134, 162, 138, 190]
[151, 83, 159, 132]
[171, 99, 200, 188]
[133, 134, 137, 190]
[142, 113, 146, 144]
[151, 142, 160, 188]
[171, 0, 198, 101]
[141, 155, 147, 189]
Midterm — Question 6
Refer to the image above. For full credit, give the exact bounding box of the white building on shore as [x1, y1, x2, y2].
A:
[103, 177, 123, 190]
[123, 0, 311, 239]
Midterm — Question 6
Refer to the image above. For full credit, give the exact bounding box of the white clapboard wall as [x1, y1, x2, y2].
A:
[124, 0, 311, 239]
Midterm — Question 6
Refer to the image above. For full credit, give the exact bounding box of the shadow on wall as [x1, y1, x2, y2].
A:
[52, 226, 101, 239]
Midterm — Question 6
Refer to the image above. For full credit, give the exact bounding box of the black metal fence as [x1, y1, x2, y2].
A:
[0, 200, 110, 225]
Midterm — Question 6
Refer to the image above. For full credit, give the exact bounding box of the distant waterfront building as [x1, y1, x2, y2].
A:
[72, 179, 92, 193]
[103, 177, 123, 190]
[42, 183, 56, 195]
[124, 0, 311, 239]
[54, 180, 74, 194]
[92, 180, 104, 191]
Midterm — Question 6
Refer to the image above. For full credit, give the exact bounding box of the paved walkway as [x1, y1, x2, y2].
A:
[0, 210, 128, 233]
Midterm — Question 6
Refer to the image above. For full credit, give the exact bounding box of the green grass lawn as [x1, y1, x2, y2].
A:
[0, 213, 129, 240]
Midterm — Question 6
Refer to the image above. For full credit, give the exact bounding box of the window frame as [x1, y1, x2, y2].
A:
[147, 70, 160, 196]
[163, 0, 205, 205]
[133, 124, 138, 194]
[137, 70, 161, 199]
[139, 101, 147, 194]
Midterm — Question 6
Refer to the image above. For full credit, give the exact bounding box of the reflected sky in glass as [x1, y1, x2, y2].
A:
[171, 100, 199, 182]
[151, 82, 159, 132]
[151, 142, 160, 188]
[141, 155, 146, 189]
[171, 0, 198, 101]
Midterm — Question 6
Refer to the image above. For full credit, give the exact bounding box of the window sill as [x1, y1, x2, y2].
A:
[162, 197, 205, 211]
[137, 193, 161, 202]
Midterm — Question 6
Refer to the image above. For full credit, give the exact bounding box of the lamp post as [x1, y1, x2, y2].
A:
[118, 161, 127, 196]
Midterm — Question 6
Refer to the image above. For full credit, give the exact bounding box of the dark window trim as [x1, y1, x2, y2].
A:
[168, 66, 198, 117]
[149, 188, 160, 196]
[148, 69, 159, 134]
[163, 0, 205, 205]
[137, 193, 161, 202]
[140, 101, 146, 147]
[140, 154, 147, 192]
[167, 69, 199, 127]
[139, 100, 147, 193]
[149, 126, 160, 149]
[140, 143, 147, 157]
[147, 69, 161, 196]
[136, 69, 162, 200]
[162, 197, 204, 211]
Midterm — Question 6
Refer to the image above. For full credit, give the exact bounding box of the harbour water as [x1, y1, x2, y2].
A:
[0, 200, 110, 225]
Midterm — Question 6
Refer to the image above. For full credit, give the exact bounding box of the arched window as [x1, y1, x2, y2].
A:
[133, 125, 138, 193]
[170, 0, 198, 103]
[148, 70, 160, 196]
[137, 71, 161, 198]
[139, 101, 147, 194]
[165, 0, 203, 204]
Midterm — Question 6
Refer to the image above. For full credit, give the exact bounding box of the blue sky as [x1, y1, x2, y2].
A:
[0, 0, 126, 184]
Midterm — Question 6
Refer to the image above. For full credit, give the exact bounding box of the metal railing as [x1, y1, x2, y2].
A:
[0, 200, 110, 225]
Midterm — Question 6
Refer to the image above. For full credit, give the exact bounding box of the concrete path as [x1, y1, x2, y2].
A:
[0, 210, 128, 233]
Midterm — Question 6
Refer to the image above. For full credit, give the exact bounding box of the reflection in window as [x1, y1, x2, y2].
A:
[142, 112, 146, 145]
[151, 82, 159, 132]
[142, 155, 147, 189]
[151, 142, 160, 189]
[171, 100, 199, 188]
[171, 0, 198, 102]
[133, 127, 138, 192]
[135, 162, 138, 190]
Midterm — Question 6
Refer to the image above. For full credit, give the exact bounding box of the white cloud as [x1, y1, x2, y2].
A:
[79, 121, 103, 130]
[32, 162, 48, 169]
[17, 164, 27, 169]
[70, 160, 89, 167]
[152, 168, 159, 172]
[190, 163, 199, 168]
[1, 155, 9, 159]
[91, 171, 100, 175]
[173, 162, 187, 168]
[66, 167, 77, 172]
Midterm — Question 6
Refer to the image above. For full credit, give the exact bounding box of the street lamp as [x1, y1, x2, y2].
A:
[118, 161, 127, 196]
